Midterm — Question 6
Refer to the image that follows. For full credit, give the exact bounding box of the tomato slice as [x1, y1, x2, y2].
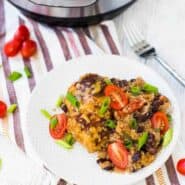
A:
[4, 39, 21, 57]
[108, 141, 128, 169]
[177, 158, 185, 175]
[49, 113, 67, 139]
[151, 112, 169, 134]
[21, 39, 37, 59]
[14, 25, 30, 43]
[104, 85, 128, 110]
[0, 101, 7, 118]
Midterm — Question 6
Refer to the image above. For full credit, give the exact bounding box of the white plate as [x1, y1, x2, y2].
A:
[26, 55, 181, 185]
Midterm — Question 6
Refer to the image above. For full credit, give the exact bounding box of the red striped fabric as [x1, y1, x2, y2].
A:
[30, 19, 54, 71]
[0, 0, 25, 151]
[19, 17, 36, 92]
[54, 27, 72, 61]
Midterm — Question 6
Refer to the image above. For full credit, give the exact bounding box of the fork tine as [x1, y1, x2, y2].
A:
[130, 23, 145, 42]
[126, 24, 140, 44]
[123, 24, 137, 47]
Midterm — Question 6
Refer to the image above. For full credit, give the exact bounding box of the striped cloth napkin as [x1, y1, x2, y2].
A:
[0, 1, 185, 185]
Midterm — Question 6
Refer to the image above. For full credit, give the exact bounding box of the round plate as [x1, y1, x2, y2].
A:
[26, 55, 181, 185]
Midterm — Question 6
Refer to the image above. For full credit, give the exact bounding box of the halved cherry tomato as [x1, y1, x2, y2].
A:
[104, 85, 128, 110]
[0, 101, 7, 118]
[21, 39, 37, 59]
[151, 112, 169, 134]
[177, 158, 185, 175]
[49, 113, 67, 139]
[122, 99, 145, 114]
[4, 39, 21, 57]
[14, 25, 30, 43]
[108, 141, 128, 169]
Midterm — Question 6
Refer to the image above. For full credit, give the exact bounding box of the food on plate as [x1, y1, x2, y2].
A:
[4, 24, 37, 58]
[46, 73, 173, 173]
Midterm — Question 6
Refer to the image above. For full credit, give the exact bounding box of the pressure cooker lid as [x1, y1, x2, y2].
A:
[29, 0, 96, 7]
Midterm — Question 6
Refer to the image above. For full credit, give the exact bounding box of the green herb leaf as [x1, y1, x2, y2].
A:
[130, 118, 138, 129]
[124, 138, 133, 149]
[142, 83, 158, 94]
[55, 139, 73, 149]
[104, 78, 112, 85]
[24, 66, 32, 78]
[55, 95, 64, 107]
[50, 117, 58, 129]
[130, 86, 141, 95]
[66, 92, 80, 108]
[138, 132, 148, 150]
[105, 119, 116, 129]
[7, 104, 17, 113]
[99, 97, 110, 116]
[167, 114, 172, 123]
[8, 71, 22, 82]
[40, 109, 52, 120]
[162, 128, 173, 147]
[63, 133, 75, 145]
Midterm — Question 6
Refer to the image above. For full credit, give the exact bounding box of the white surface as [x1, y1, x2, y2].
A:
[25, 55, 181, 185]
[0, 135, 54, 185]
[114, 0, 185, 145]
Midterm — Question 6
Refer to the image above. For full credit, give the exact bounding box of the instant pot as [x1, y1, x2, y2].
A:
[7, 0, 136, 26]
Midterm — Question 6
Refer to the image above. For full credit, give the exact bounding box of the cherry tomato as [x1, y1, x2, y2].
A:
[21, 39, 37, 58]
[104, 85, 128, 110]
[49, 113, 67, 139]
[4, 39, 21, 57]
[177, 158, 185, 175]
[123, 99, 145, 114]
[0, 101, 7, 118]
[108, 141, 128, 169]
[151, 112, 169, 134]
[14, 25, 30, 43]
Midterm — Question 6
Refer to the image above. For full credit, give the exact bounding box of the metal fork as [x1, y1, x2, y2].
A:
[123, 23, 185, 87]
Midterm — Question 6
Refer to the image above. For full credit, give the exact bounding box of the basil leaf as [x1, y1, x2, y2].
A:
[104, 78, 112, 85]
[55, 95, 64, 107]
[99, 97, 110, 116]
[130, 118, 138, 129]
[138, 132, 148, 150]
[50, 117, 58, 129]
[63, 133, 75, 145]
[40, 109, 51, 120]
[142, 83, 158, 94]
[66, 92, 80, 108]
[167, 114, 172, 123]
[8, 71, 22, 82]
[124, 138, 133, 149]
[130, 86, 141, 95]
[24, 66, 32, 78]
[7, 104, 17, 113]
[162, 128, 173, 147]
[55, 140, 73, 149]
[105, 119, 116, 129]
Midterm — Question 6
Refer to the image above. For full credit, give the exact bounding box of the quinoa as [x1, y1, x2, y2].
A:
[63, 73, 171, 173]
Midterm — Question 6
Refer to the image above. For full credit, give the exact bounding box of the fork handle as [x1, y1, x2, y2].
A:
[153, 55, 185, 87]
